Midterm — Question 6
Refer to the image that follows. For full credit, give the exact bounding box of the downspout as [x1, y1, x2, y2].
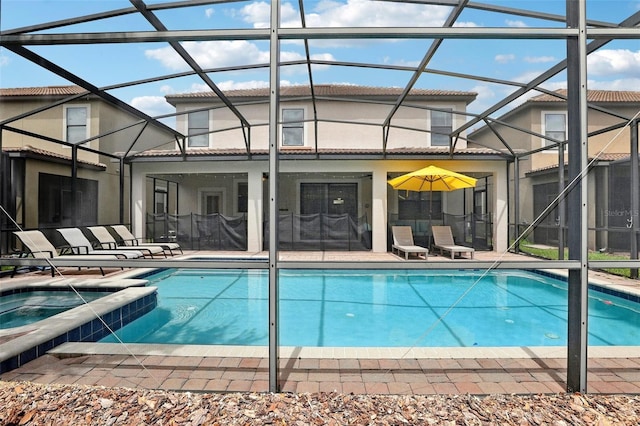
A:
[630, 120, 639, 279]
[119, 157, 125, 225]
[558, 144, 565, 259]
[513, 157, 520, 253]
[71, 145, 78, 227]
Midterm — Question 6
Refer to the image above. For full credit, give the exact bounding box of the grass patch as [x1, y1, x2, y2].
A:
[517, 243, 634, 278]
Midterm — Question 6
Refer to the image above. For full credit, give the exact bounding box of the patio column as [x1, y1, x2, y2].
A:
[247, 169, 263, 252]
[371, 166, 388, 252]
[493, 165, 508, 253]
[130, 165, 146, 239]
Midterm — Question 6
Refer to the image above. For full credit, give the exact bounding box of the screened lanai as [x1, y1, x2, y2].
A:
[1, 0, 640, 393]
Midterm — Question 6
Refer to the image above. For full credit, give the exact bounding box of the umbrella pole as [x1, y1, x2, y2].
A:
[428, 180, 433, 248]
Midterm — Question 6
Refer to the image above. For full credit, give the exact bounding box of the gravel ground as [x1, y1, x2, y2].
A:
[1, 381, 639, 425]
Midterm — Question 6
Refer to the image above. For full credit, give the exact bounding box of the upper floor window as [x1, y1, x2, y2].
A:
[282, 108, 304, 146]
[431, 109, 452, 147]
[543, 112, 567, 149]
[65, 106, 89, 144]
[188, 110, 209, 148]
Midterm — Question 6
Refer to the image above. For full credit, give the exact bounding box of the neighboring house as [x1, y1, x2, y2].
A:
[469, 89, 640, 252]
[0, 85, 175, 252]
[128, 85, 511, 253]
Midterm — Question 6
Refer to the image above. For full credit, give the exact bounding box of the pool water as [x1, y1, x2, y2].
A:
[0, 290, 112, 329]
[100, 269, 640, 347]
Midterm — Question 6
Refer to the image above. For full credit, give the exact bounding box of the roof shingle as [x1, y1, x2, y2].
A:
[0, 85, 86, 97]
[165, 84, 477, 101]
[529, 89, 640, 103]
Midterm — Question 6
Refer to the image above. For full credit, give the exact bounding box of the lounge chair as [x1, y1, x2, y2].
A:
[431, 225, 475, 259]
[86, 226, 166, 258]
[12, 230, 120, 277]
[57, 227, 145, 259]
[391, 226, 428, 260]
[110, 225, 182, 255]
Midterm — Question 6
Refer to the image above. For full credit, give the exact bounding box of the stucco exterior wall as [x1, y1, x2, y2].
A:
[174, 98, 470, 150]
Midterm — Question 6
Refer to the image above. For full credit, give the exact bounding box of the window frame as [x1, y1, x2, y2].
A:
[187, 109, 210, 148]
[430, 108, 453, 147]
[281, 107, 305, 147]
[541, 111, 568, 151]
[63, 104, 91, 147]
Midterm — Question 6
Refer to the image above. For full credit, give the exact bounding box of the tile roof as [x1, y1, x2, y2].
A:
[526, 153, 632, 175]
[3, 145, 106, 169]
[165, 84, 477, 100]
[529, 89, 640, 103]
[0, 85, 86, 97]
[128, 146, 504, 159]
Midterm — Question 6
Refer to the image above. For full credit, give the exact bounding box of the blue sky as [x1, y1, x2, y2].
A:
[1, 0, 640, 122]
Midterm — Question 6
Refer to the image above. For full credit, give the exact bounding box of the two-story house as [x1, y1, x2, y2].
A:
[469, 89, 640, 252]
[0, 85, 176, 252]
[127, 84, 511, 253]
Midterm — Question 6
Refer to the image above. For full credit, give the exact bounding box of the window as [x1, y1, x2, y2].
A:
[38, 173, 98, 227]
[543, 112, 567, 149]
[282, 108, 304, 146]
[188, 110, 209, 148]
[431, 109, 452, 147]
[398, 191, 441, 220]
[237, 182, 248, 214]
[65, 106, 88, 144]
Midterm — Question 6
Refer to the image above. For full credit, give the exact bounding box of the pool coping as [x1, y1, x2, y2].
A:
[0, 278, 157, 373]
[5, 263, 640, 368]
[49, 342, 640, 360]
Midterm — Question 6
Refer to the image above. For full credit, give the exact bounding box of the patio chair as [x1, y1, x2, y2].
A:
[391, 226, 428, 260]
[86, 226, 166, 258]
[431, 225, 475, 259]
[12, 230, 120, 277]
[110, 225, 182, 255]
[57, 227, 145, 259]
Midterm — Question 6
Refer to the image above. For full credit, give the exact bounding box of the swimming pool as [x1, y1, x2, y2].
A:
[99, 269, 640, 347]
[1, 290, 113, 329]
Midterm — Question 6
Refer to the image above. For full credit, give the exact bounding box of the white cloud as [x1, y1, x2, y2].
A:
[466, 84, 496, 114]
[506, 19, 527, 28]
[495, 54, 515, 64]
[512, 70, 544, 84]
[145, 41, 270, 70]
[524, 56, 555, 64]
[588, 49, 640, 77]
[239, 0, 458, 28]
[130, 96, 174, 119]
[0, 55, 9, 67]
[587, 77, 640, 91]
[205, 8, 214, 18]
[145, 40, 334, 75]
[189, 80, 294, 91]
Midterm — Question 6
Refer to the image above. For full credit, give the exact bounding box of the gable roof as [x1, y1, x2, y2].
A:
[3, 145, 106, 170]
[0, 85, 87, 98]
[166, 84, 477, 104]
[528, 89, 640, 104]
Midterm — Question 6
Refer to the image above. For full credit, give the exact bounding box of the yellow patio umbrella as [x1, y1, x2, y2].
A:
[387, 165, 477, 232]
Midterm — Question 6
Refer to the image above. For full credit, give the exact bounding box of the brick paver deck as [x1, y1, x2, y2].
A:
[3, 353, 640, 395]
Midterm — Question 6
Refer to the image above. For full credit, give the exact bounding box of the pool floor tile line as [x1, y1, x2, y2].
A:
[3, 354, 640, 395]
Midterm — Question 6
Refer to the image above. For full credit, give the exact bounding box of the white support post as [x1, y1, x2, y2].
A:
[247, 169, 263, 252]
[371, 167, 388, 252]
